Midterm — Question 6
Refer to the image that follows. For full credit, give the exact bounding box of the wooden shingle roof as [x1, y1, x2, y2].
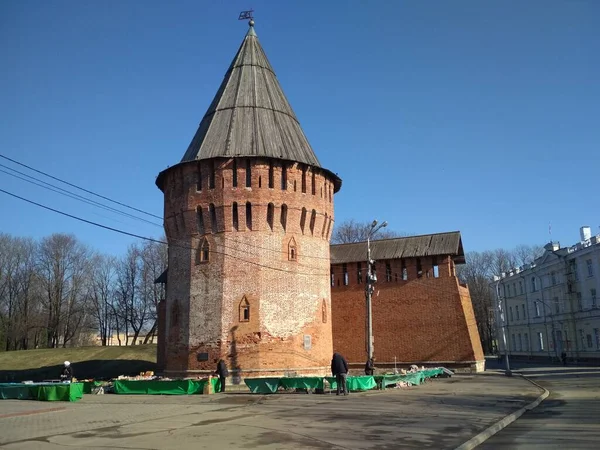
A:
[181, 24, 322, 168]
[330, 232, 466, 265]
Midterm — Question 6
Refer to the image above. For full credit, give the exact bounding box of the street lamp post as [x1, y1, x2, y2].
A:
[366, 219, 387, 360]
[495, 281, 512, 376]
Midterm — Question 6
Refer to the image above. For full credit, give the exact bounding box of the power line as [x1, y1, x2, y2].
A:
[0, 188, 328, 277]
[0, 164, 163, 228]
[0, 153, 162, 220]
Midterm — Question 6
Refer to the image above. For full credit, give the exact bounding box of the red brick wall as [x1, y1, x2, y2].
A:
[331, 258, 484, 371]
[159, 157, 338, 377]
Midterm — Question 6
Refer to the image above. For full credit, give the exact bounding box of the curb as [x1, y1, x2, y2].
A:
[453, 374, 550, 450]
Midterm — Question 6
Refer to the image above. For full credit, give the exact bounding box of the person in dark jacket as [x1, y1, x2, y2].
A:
[331, 352, 349, 395]
[365, 357, 375, 376]
[214, 359, 229, 392]
[60, 361, 74, 381]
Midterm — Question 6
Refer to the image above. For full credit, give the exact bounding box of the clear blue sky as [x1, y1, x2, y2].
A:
[1, 0, 598, 256]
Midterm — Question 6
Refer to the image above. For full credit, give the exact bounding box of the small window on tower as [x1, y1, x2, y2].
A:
[209, 204, 217, 233]
[309, 209, 316, 235]
[288, 237, 297, 261]
[246, 202, 252, 230]
[268, 161, 274, 188]
[209, 160, 215, 189]
[281, 163, 287, 190]
[196, 206, 205, 235]
[196, 238, 210, 264]
[245, 160, 252, 187]
[311, 171, 316, 195]
[300, 208, 307, 234]
[301, 166, 307, 193]
[239, 297, 250, 322]
[232, 202, 239, 231]
[232, 159, 238, 187]
[197, 163, 202, 191]
[267, 203, 274, 231]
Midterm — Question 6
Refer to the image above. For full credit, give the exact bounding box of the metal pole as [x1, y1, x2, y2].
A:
[366, 232, 374, 360]
[495, 281, 512, 376]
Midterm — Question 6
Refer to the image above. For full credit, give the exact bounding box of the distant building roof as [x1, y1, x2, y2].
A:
[330, 232, 466, 265]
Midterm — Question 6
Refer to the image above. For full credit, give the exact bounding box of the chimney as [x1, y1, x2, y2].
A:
[580, 226, 592, 242]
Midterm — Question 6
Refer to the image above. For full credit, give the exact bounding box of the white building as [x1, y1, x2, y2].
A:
[493, 226, 600, 363]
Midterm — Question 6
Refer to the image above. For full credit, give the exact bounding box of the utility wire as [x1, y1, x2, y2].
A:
[0, 153, 162, 220]
[0, 165, 163, 228]
[0, 188, 327, 277]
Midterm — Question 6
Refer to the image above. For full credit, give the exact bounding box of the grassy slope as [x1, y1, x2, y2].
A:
[0, 345, 157, 381]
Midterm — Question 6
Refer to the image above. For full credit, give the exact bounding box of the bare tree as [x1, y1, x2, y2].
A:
[513, 244, 544, 267]
[138, 240, 167, 344]
[331, 219, 407, 244]
[88, 254, 116, 346]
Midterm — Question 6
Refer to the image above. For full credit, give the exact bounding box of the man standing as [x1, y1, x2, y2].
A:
[60, 361, 74, 382]
[215, 359, 229, 393]
[331, 352, 349, 396]
[365, 357, 375, 376]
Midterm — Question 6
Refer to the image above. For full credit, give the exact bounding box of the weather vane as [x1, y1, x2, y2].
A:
[238, 9, 254, 26]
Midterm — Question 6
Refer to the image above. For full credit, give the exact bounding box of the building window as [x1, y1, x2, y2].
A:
[432, 257, 439, 278]
[531, 276, 537, 292]
[209, 160, 215, 189]
[196, 238, 209, 264]
[281, 163, 287, 190]
[300, 208, 307, 234]
[245, 160, 252, 187]
[518, 334, 522, 351]
[330, 268, 334, 287]
[535, 301, 541, 317]
[592, 288, 597, 308]
[268, 161, 274, 188]
[577, 292, 582, 311]
[321, 213, 328, 237]
[524, 333, 529, 351]
[326, 218, 332, 240]
[587, 334, 593, 348]
[301, 166, 307, 193]
[288, 238, 297, 261]
[511, 334, 516, 351]
[513, 283, 517, 296]
[196, 206, 205, 235]
[239, 297, 250, 322]
[551, 272, 557, 286]
[309, 209, 316, 235]
[516, 306, 520, 320]
[209, 203, 217, 233]
[232, 202, 239, 231]
[258, 176, 262, 188]
[522, 304, 526, 319]
[246, 202, 252, 230]
[538, 332, 544, 351]
[572, 261, 579, 280]
[293, 180, 297, 192]
[587, 259, 594, 277]
[311, 171, 316, 195]
[595, 328, 600, 349]
[507, 284, 511, 297]
[554, 296, 560, 314]
[280, 204, 288, 231]
[416, 258, 422, 278]
[509, 307, 513, 322]
[232, 159, 238, 187]
[519, 280, 523, 294]
[357, 262, 363, 284]
[197, 163, 202, 191]
[385, 262, 392, 282]
[401, 260, 407, 280]
[267, 203, 274, 231]
[322, 299, 327, 323]
[343, 263, 349, 285]
[580, 329, 586, 349]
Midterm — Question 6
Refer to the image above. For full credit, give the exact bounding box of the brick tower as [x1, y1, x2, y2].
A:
[156, 22, 341, 378]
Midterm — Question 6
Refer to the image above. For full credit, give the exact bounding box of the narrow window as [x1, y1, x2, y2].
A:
[535, 301, 541, 317]
[232, 202, 239, 231]
[587, 259, 594, 277]
[258, 176, 262, 188]
[196, 238, 209, 264]
[268, 161, 274, 188]
[524, 333, 529, 351]
[551, 271, 557, 285]
[401, 259, 407, 280]
[531, 276, 536, 292]
[416, 258, 422, 278]
[326, 218, 332, 240]
[516, 306, 520, 320]
[592, 288, 597, 308]
[288, 238, 297, 261]
[301, 166, 307, 193]
[300, 208, 307, 234]
[294, 180, 297, 192]
[509, 307, 513, 321]
[322, 299, 327, 323]
[577, 292, 583, 311]
[267, 203, 274, 231]
[245, 159, 251, 187]
[311, 171, 316, 195]
[239, 297, 250, 322]
[329, 184, 332, 202]
[196, 163, 202, 191]
[331, 268, 335, 287]
[432, 257, 439, 278]
[321, 213, 328, 237]
[196, 206, 205, 235]
[209, 160, 215, 189]
[281, 163, 287, 190]
[386, 262, 392, 282]
[232, 159, 238, 187]
[357, 262, 363, 284]
[309, 209, 316, 235]
[209, 203, 217, 233]
[343, 263, 349, 285]
[246, 202, 252, 230]
[321, 187, 323, 198]
[519, 280, 523, 294]
[538, 332, 544, 351]
[280, 204, 288, 231]
[522, 304, 526, 319]
[554, 296, 560, 314]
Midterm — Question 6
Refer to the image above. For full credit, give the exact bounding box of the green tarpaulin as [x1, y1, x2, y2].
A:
[113, 378, 220, 395]
[244, 378, 281, 394]
[82, 381, 103, 394]
[421, 368, 444, 379]
[0, 383, 83, 402]
[279, 377, 324, 390]
[325, 376, 377, 391]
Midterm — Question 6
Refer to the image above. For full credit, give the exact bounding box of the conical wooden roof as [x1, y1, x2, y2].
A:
[181, 24, 321, 167]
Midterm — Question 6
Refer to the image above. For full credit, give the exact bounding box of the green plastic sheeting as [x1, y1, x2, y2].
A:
[325, 376, 377, 391]
[421, 368, 444, 379]
[82, 381, 103, 394]
[113, 378, 220, 395]
[279, 377, 324, 390]
[244, 378, 281, 394]
[0, 383, 84, 402]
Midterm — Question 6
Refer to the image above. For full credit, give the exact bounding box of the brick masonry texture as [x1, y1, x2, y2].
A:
[330, 256, 485, 372]
[158, 158, 336, 377]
